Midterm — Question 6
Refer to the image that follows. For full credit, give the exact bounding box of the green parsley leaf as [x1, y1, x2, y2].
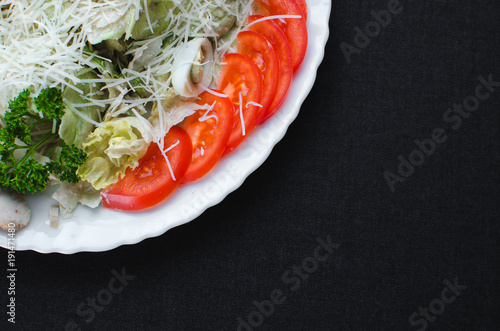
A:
[8, 89, 30, 113]
[0, 88, 87, 194]
[34, 87, 65, 120]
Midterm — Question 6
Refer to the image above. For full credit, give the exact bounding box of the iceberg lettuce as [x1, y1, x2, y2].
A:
[78, 117, 152, 190]
[59, 71, 103, 149]
[51, 181, 102, 218]
[84, 2, 138, 44]
[131, 0, 176, 40]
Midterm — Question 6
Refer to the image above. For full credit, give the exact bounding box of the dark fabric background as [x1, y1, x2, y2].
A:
[1, 1, 499, 330]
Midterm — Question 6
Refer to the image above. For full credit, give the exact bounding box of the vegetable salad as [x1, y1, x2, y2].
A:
[0, 0, 308, 227]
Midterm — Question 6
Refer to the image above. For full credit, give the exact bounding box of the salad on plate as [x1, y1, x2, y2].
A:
[0, 0, 308, 230]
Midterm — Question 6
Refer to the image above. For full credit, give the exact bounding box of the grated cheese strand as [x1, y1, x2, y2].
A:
[157, 139, 180, 181]
[246, 101, 263, 108]
[198, 101, 218, 123]
[239, 92, 245, 136]
[243, 14, 303, 31]
[198, 82, 229, 98]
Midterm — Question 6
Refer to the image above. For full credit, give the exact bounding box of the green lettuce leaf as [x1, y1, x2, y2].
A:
[77, 117, 151, 190]
[84, 5, 137, 44]
[131, 0, 176, 40]
[59, 71, 103, 149]
[51, 181, 102, 218]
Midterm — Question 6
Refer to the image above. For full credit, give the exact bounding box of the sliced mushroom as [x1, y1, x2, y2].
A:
[0, 190, 30, 230]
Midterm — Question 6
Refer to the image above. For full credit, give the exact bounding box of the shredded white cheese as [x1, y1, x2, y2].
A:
[198, 101, 218, 123]
[238, 91, 245, 136]
[158, 139, 180, 181]
[246, 101, 263, 108]
[243, 14, 303, 31]
[1, 0, 253, 127]
[198, 82, 229, 98]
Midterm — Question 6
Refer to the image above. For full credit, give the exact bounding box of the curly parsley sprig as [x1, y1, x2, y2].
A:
[0, 88, 88, 194]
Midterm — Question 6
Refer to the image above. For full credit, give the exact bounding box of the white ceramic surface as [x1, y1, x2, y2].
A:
[0, 0, 331, 254]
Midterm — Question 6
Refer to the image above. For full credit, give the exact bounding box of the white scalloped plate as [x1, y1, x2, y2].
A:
[0, 0, 331, 254]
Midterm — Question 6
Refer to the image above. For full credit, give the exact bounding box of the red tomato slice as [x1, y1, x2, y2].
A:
[255, 0, 308, 72]
[248, 15, 293, 124]
[217, 53, 263, 154]
[101, 126, 192, 211]
[180, 91, 234, 183]
[256, 0, 307, 21]
[293, 0, 308, 21]
[236, 30, 279, 125]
